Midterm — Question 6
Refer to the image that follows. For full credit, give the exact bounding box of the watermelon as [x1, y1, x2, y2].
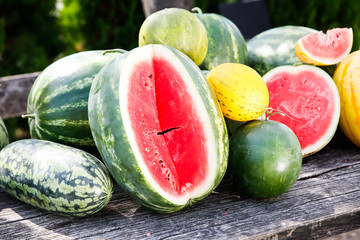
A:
[88, 44, 228, 213]
[296, 28, 353, 66]
[138, 8, 208, 66]
[229, 119, 302, 199]
[225, 117, 246, 137]
[0, 139, 113, 217]
[247, 25, 317, 76]
[0, 117, 9, 150]
[192, 7, 248, 70]
[333, 50, 360, 147]
[263, 65, 340, 157]
[201, 69, 211, 79]
[23, 49, 125, 147]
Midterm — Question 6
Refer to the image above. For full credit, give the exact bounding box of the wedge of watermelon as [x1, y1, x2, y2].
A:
[263, 65, 340, 157]
[296, 28, 353, 66]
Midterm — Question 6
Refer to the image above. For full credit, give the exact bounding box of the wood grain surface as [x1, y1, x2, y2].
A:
[0, 73, 359, 239]
[0, 72, 40, 119]
[0, 129, 359, 240]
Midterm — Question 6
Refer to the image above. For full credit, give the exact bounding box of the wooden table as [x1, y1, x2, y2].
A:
[0, 73, 360, 239]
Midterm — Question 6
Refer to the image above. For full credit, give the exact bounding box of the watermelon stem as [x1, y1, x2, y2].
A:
[21, 113, 36, 119]
[266, 111, 285, 120]
[265, 107, 285, 120]
[191, 7, 203, 14]
[265, 107, 301, 122]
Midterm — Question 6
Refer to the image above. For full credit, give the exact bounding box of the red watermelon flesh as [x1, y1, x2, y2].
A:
[263, 65, 340, 157]
[126, 57, 209, 197]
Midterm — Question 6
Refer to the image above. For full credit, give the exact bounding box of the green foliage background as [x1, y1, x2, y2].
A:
[1, 0, 359, 78]
[0, 0, 65, 77]
[267, 0, 360, 52]
[0, 0, 359, 141]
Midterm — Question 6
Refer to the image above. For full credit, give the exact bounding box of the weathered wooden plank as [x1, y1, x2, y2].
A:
[0, 72, 40, 119]
[0, 131, 360, 240]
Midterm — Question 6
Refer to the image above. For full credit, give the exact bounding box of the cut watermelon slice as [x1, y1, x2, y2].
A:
[120, 46, 221, 202]
[296, 28, 353, 66]
[263, 65, 340, 157]
[88, 44, 228, 212]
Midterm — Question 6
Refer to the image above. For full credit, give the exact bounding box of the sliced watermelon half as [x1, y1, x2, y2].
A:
[88, 44, 228, 212]
[263, 65, 340, 157]
[296, 28, 353, 66]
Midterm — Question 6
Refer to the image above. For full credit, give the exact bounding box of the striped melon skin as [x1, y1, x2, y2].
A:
[247, 25, 317, 76]
[0, 117, 9, 150]
[25, 49, 125, 147]
[333, 50, 360, 146]
[0, 139, 113, 217]
[193, 9, 248, 70]
[88, 44, 228, 213]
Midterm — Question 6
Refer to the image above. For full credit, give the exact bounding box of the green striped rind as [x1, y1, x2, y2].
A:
[247, 25, 317, 76]
[0, 118, 9, 150]
[201, 70, 211, 79]
[0, 139, 113, 217]
[26, 49, 126, 147]
[195, 12, 248, 70]
[88, 44, 228, 212]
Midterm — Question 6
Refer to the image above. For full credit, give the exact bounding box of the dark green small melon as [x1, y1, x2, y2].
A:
[229, 119, 302, 198]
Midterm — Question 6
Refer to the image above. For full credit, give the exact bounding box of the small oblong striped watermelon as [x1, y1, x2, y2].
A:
[263, 65, 340, 157]
[88, 44, 228, 213]
[24, 49, 126, 147]
[193, 8, 248, 70]
[0, 139, 113, 217]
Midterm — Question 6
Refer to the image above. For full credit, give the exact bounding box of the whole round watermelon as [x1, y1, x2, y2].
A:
[24, 49, 125, 147]
[193, 8, 248, 70]
[229, 119, 302, 199]
[88, 44, 228, 213]
[138, 8, 208, 66]
[247, 25, 317, 76]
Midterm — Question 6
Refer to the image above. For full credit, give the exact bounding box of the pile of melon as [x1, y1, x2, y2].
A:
[0, 7, 359, 217]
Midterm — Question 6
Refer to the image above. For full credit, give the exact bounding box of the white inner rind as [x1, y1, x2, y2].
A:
[263, 65, 341, 157]
[119, 44, 217, 205]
